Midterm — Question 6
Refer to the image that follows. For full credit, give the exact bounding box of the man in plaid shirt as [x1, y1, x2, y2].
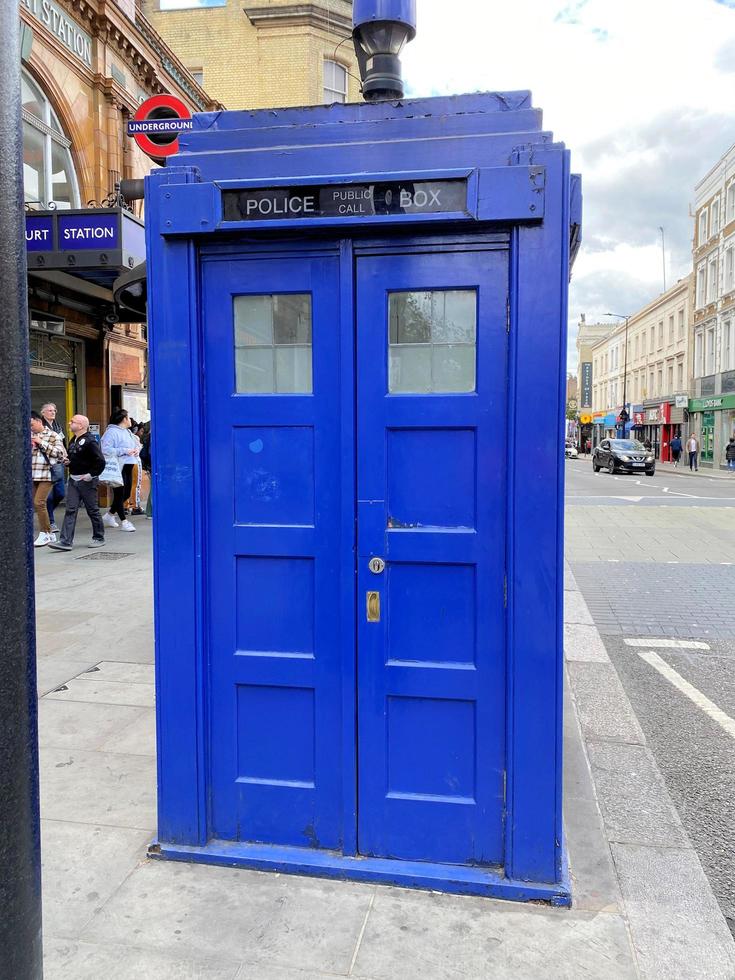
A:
[31, 410, 66, 547]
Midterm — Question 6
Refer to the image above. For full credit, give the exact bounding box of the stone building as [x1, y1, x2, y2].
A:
[690, 145, 735, 468]
[21, 0, 219, 432]
[140, 0, 360, 110]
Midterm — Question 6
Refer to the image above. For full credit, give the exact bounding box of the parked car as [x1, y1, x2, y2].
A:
[565, 443, 579, 459]
[593, 438, 655, 476]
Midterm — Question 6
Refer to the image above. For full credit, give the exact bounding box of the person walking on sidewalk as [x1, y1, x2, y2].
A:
[41, 402, 66, 533]
[30, 410, 65, 547]
[726, 435, 735, 472]
[687, 433, 699, 472]
[48, 415, 106, 552]
[100, 409, 140, 532]
[670, 434, 683, 467]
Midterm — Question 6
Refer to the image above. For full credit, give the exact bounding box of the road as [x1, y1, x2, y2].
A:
[565, 458, 735, 938]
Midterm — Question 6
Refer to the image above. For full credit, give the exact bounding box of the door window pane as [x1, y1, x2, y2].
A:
[234, 293, 312, 393]
[389, 289, 476, 393]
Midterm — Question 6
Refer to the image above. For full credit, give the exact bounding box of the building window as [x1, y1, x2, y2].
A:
[723, 320, 732, 372]
[641, 332, 646, 356]
[696, 263, 707, 308]
[189, 67, 204, 87]
[695, 331, 703, 377]
[649, 371, 654, 394]
[233, 293, 313, 394]
[725, 245, 734, 293]
[677, 361, 684, 390]
[727, 183, 735, 224]
[22, 71, 79, 209]
[657, 367, 663, 392]
[668, 315, 674, 346]
[667, 363, 673, 391]
[707, 255, 719, 303]
[657, 321, 663, 349]
[706, 326, 716, 375]
[678, 309, 685, 340]
[711, 199, 720, 237]
[649, 325, 655, 351]
[699, 209, 708, 245]
[323, 60, 348, 104]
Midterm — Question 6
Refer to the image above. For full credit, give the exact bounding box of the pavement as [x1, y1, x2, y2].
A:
[32, 504, 735, 978]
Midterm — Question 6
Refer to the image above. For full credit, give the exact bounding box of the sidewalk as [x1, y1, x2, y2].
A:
[34, 513, 735, 978]
[655, 461, 734, 480]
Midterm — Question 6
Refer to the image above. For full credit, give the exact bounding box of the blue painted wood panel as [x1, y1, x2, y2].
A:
[355, 249, 508, 865]
[202, 253, 345, 850]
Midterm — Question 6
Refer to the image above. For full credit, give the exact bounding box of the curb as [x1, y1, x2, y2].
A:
[564, 566, 735, 979]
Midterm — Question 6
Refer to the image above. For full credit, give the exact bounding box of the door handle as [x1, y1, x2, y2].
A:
[366, 591, 381, 623]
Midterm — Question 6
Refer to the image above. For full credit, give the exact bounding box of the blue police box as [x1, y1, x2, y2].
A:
[145, 89, 581, 904]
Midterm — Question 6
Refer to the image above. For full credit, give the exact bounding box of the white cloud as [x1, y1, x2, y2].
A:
[401, 0, 735, 372]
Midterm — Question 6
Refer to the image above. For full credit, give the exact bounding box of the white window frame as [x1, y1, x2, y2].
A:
[678, 308, 685, 340]
[707, 255, 719, 303]
[706, 326, 716, 375]
[668, 314, 674, 346]
[696, 263, 707, 308]
[727, 183, 735, 224]
[725, 244, 735, 293]
[711, 198, 720, 237]
[677, 360, 684, 390]
[695, 330, 704, 378]
[723, 319, 733, 372]
[699, 209, 708, 245]
[323, 59, 348, 104]
[22, 69, 80, 209]
[657, 321, 663, 349]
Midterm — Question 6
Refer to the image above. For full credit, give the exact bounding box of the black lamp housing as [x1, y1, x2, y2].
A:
[352, 0, 417, 102]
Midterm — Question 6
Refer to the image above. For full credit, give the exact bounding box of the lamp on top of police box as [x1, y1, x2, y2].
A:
[352, 0, 417, 102]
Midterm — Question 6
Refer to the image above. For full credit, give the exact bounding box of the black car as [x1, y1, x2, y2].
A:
[593, 438, 655, 476]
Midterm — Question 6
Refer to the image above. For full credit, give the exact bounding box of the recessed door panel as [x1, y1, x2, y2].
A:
[356, 250, 508, 866]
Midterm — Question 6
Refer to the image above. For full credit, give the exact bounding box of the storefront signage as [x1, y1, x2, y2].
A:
[222, 180, 469, 222]
[128, 95, 192, 164]
[688, 394, 735, 412]
[20, 0, 92, 67]
[675, 395, 688, 409]
[580, 361, 592, 408]
[25, 214, 53, 251]
[58, 213, 119, 250]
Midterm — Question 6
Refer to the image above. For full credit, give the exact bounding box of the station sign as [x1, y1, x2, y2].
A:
[128, 94, 192, 164]
[222, 179, 468, 222]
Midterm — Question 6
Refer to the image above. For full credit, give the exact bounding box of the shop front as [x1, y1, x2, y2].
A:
[688, 395, 735, 469]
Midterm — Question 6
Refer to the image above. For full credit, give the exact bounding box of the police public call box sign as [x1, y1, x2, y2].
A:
[222, 179, 468, 221]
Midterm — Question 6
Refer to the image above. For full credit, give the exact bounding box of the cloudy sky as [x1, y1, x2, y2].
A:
[401, 0, 735, 373]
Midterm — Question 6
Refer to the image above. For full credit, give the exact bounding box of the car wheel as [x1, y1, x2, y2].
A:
[592, 460, 600, 472]
[607, 459, 615, 474]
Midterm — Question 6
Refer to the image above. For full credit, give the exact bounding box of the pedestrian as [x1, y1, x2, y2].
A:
[687, 433, 699, 472]
[139, 422, 153, 518]
[643, 437, 652, 451]
[100, 408, 140, 532]
[125, 422, 145, 516]
[585, 438, 591, 455]
[30, 410, 65, 547]
[40, 402, 66, 533]
[47, 414, 106, 551]
[670, 433, 682, 468]
[726, 435, 735, 472]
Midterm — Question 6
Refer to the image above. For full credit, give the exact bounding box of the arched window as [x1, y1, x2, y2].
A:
[323, 60, 347, 104]
[22, 70, 80, 209]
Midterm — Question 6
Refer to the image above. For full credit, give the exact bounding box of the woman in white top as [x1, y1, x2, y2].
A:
[100, 409, 140, 531]
[686, 434, 699, 472]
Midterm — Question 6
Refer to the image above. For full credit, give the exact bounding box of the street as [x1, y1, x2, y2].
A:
[566, 458, 735, 939]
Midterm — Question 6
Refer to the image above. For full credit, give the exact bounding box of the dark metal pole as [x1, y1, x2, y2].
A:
[0, 7, 44, 979]
[621, 316, 629, 438]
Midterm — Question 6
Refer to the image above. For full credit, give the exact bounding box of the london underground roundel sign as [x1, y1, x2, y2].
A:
[127, 95, 193, 165]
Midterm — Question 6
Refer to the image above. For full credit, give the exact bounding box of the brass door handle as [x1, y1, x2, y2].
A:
[366, 591, 381, 622]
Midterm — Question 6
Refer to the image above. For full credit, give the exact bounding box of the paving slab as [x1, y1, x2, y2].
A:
[352, 888, 636, 980]
[587, 742, 689, 848]
[38, 699, 149, 752]
[565, 623, 611, 663]
[98, 706, 156, 757]
[564, 590, 595, 625]
[44, 677, 155, 708]
[80, 661, 155, 685]
[40, 746, 156, 831]
[81, 861, 375, 975]
[36, 657, 98, 697]
[611, 843, 735, 980]
[41, 820, 150, 939]
[44, 938, 241, 980]
[567, 662, 646, 744]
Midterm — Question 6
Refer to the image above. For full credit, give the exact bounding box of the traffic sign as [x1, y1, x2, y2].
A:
[128, 95, 192, 164]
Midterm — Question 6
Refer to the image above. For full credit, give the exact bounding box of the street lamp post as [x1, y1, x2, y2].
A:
[606, 313, 630, 439]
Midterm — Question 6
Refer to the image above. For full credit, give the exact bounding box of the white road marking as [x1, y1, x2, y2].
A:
[625, 638, 710, 650]
[638, 650, 735, 740]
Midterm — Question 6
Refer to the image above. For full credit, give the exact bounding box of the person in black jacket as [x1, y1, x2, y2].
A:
[48, 414, 106, 551]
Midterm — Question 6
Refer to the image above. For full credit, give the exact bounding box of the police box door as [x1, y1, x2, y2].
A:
[202, 244, 507, 867]
[356, 249, 507, 866]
